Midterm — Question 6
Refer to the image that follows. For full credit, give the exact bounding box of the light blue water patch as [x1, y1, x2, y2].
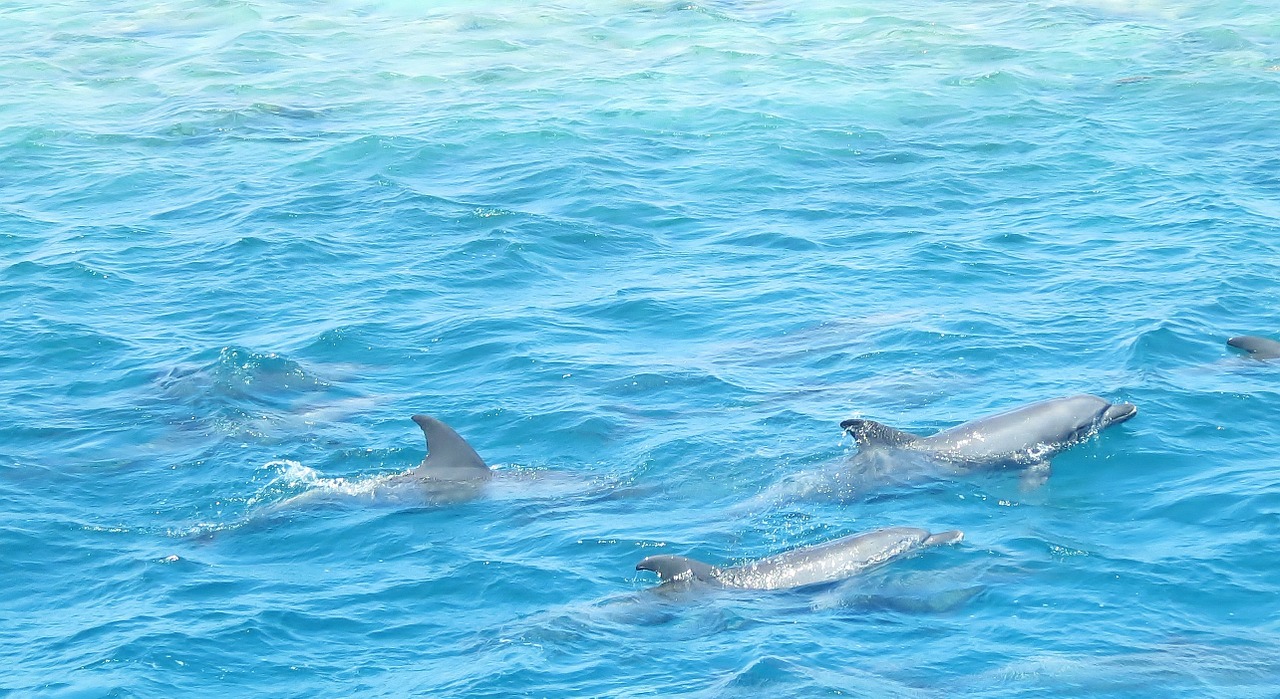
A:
[3, 0, 1280, 695]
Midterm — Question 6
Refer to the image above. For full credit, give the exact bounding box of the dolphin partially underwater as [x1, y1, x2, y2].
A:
[751, 394, 1137, 505]
[344, 413, 493, 503]
[637, 526, 963, 590]
[840, 394, 1138, 476]
[1227, 335, 1280, 360]
[246, 413, 628, 524]
[255, 414, 498, 514]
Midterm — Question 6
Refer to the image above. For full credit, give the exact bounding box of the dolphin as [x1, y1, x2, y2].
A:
[251, 414, 494, 516]
[636, 527, 963, 590]
[840, 394, 1137, 479]
[1227, 335, 1280, 360]
[744, 395, 1136, 507]
[349, 413, 492, 502]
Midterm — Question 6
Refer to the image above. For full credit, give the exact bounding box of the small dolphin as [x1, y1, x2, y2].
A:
[636, 527, 963, 590]
[840, 394, 1137, 478]
[1227, 335, 1280, 360]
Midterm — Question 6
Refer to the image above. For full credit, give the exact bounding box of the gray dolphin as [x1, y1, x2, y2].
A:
[744, 394, 1137, 507]
[636, 527, 963, 590]
[840, 394, 1137, 477]
[254, 414, 493, 514]
[354, 413, 492, 502]
[1228, 335, 1280, 359]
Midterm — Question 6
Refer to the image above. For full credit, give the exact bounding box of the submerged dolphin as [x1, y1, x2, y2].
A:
[841, 394, 1137, 476]
[1227, 335, 1280, 360]
[636, 527, 963, 590]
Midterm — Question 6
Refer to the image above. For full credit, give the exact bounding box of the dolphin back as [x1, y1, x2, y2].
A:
[410, 414, 490, 479]
[921, 394, 1133, 463]
[1228, 335, 1280, 359]
[636, 528, 964, 591]
[715, 526, 958, 590]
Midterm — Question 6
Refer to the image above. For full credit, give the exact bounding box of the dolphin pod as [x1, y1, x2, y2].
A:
[636, 394, 1137, 592]
[1228, 335, 1280, 359]
[637, 527, 963, 590]
[295, 395, 1139, 601]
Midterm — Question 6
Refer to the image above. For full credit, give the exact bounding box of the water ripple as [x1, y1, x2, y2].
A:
[4, 0, 1280, 696]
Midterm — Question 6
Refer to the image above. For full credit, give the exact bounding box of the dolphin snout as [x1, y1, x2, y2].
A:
[1102, 402, 1137, 425]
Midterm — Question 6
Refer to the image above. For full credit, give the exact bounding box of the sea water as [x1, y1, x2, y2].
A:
[3, 0, 1280, 696]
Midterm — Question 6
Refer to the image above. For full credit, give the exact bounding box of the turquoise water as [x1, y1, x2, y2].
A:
[4, 0, 1280, 695]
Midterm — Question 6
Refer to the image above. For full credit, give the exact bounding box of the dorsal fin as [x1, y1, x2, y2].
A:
[840, 418, 920, 448]
[636, 555, 719, 584]
[410, 414, 489, 477]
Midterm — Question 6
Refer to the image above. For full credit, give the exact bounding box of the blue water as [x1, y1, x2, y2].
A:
[4, 0, 1280, 695]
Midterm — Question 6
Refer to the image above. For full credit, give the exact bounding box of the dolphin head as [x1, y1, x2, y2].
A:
[636, 555, 719, 585]
[1099, 401, 1138, 427]
[1057, 395, 1137, 438]
[1051, 395, 1136, 427]
[1228, 335, 1280, 359]
[840, 419, 921, 449]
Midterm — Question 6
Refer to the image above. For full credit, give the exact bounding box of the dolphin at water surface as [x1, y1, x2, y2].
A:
[212, 414, 614, 538]
[840, 394, 1137, 474]
[1227, 335, 1280, 360]
[254, 414, 494, 514]
[750, 394, 1137, 505]
[350, 413, 494, 502]
[637, 527, 963, 590]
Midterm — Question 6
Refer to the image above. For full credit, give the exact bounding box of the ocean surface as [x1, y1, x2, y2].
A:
[4, 0, 1280, 696]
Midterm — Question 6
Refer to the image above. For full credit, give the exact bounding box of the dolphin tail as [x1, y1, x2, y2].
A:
[840, 418, 921, 449]
[410, 414, 489, 475]
[923, 530, 964, 547]
[636, 555, 718, 584]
